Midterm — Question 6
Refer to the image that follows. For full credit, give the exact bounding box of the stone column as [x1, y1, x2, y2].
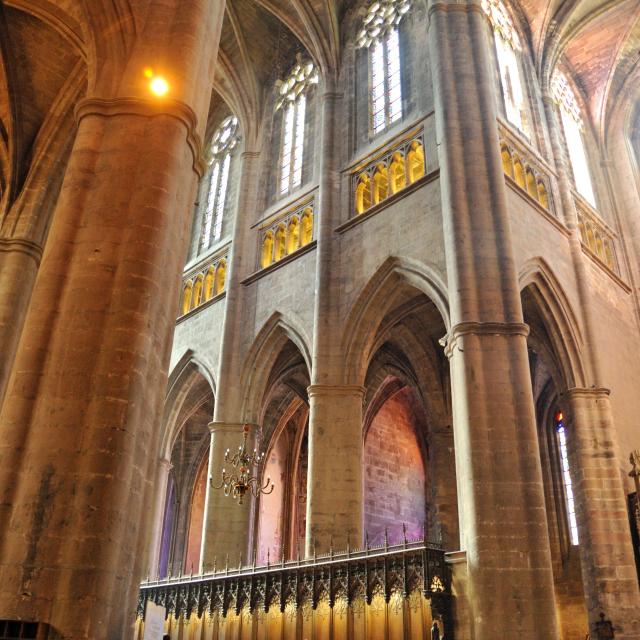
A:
[0, 2, 224, 637]
[305, 385, 364, 554]
[543, 98, 640, 638]
[0, 240, 41, 406]
[566, 391, 640, 640]
[200, 423, 258, 571]
[303, 89, 364, 554]
[428, 2, 559, 637]
[200, 150, 262, 567]
[146, 458, 173, 578]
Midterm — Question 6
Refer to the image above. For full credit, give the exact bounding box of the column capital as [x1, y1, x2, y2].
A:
[427, 1, 488, 26]
[74, 96, 205, 177]
[207, 421, 260, 435]
[564, 387, 611, 400]
[307, 384, 366, 399]
[0, 237, 43, 265]
[440, 321, 529, 358]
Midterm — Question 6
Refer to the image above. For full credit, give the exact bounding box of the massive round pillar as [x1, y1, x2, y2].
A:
[428, 1, 559, 636]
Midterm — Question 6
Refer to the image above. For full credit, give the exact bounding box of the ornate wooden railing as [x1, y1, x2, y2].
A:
[137, 540, 451, 626]
[575, 198, 619, 275]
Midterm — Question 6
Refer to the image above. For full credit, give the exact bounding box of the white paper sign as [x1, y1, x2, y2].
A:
[143, 601, 166, 640]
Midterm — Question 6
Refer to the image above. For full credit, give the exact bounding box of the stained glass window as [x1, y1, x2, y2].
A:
[357, 0, 411, 135]
[482, 0, 529, 135]
[276, 59, 318, 195]
[555, 410, 579, 546]
[200, 116, 239, 252]
[552, 72, 596, 207]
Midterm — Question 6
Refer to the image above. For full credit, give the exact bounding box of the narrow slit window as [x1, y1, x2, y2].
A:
[482, 0, 529, 135]
[555, 411, 579, 546]
[276, 59, 318, 196]
[357, 0, 411, 136]
[552, 72, 596, 207]
[200, 116, 239, 253]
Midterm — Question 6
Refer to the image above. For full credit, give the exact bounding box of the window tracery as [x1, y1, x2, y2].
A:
[276, 59, 318, 195]
[357, 0, 411, 135]
[200, 116, 239, 253]
[551, 72, 596, 207]
[482, 0, 528, 135]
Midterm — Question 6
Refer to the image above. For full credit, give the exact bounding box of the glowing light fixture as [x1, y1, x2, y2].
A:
[150, 76, 169, 97]
[210, 425, 274, 505]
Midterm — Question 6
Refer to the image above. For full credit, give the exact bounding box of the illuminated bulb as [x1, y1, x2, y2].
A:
[150, 76, 169, 96]
[143, 67, 154, 78]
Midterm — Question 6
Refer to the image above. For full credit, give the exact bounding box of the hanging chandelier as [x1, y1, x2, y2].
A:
[211, 425, 274, 505]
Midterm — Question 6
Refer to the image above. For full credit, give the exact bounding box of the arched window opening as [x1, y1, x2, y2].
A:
[373, 164, 389, 204]
[286, 216, 300, 254]
[356, 174, 372, 214]
[407, 141, 425, 183]
[389, 152, 406, 193]
[274, 225, 286, 261]
[215, 260, 226, 295]
[537, 180, 549, 209]
[182, 281, 193, 316]
[364, 386, 426, 545]
[357, 0, 411, 135]
[554, 410, 579, 546]
[482, 0, 529, 135]
[276, 59, 318, 195]
[200, 116, 239, 253]
[300, 209, 313, 246]
[191, 275, 203, 309]
[204, 267, 215, 301]
[552, 72, 596, 207]
[526, 168, 538, 200]
[261, 232, 274, 269]
[183, 454, 209, 573]
[514, 158, 526, 189]
[501, 145, 514, 178]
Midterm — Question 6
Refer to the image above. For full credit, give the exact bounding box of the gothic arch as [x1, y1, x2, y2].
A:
[239, 312, 312, 422]
[342, 256, 449, 386]
[160, 350, 217, 460]
[519, 257, 587, 389]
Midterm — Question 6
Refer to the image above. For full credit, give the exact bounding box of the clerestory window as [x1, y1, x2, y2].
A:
[482, 0, 529, 135]
[357, 0, 411, 136]
[200, 116, 239, 253]
[552, 72, 596, 208]
[276, 59, 318, 195]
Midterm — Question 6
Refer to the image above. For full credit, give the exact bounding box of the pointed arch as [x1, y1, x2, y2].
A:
[160, 350, 217, 460]
[519, 257, 587, 389]
[239, 312, 312, 422]
[342, 256, 449, 386]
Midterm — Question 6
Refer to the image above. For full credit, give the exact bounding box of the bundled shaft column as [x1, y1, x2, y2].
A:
[428, 1, 558, 636]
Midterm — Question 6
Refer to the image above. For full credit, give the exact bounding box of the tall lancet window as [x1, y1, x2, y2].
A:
[555, 410, 579, 546]
[276, 59, 319, 195]
[357, 0, 411, 135]
[552, 72, 596, 207]
[482, 0, 529, 135]
[201, 116, 240, 252]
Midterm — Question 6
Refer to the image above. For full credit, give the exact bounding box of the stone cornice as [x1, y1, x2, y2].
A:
[0, 237, 43, 265]
[441, 321, 530, 358]
[208, 421, 259, 435]
[74, 97, 205, 177]
[565, 387, 611, 400]
[307, 384, 366, 399]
